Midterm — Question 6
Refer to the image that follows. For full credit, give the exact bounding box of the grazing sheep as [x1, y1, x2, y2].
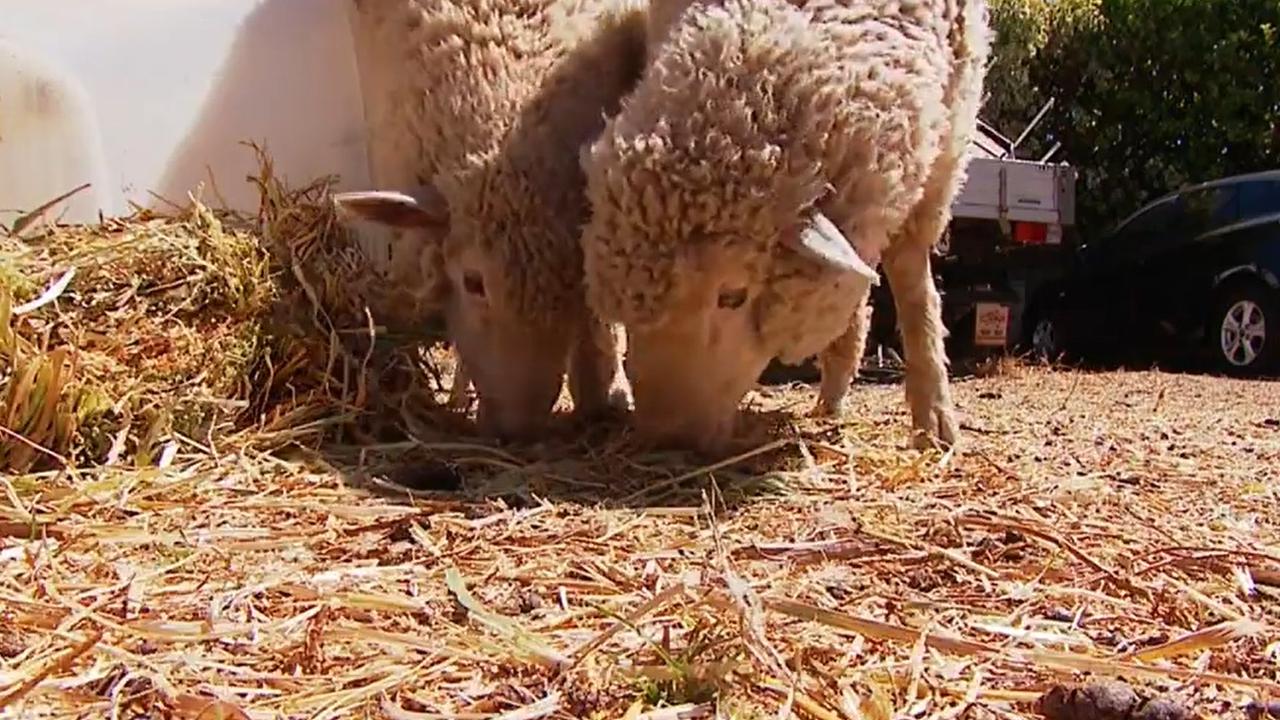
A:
[334, 0, 646, 439]
[580, 0, 991, 453]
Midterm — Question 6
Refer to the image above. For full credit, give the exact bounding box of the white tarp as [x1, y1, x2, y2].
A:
[0, 0, 373, 226]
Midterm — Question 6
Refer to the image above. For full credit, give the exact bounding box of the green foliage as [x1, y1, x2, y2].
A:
[985, 0, 1280, 234]
[984, 0, 1053, 149]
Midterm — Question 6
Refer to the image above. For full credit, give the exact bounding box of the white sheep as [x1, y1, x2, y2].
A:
[332, 0, 646, 439]
[580, 0, 991, 453]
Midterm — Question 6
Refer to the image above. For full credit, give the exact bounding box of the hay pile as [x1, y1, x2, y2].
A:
[1, 193, 270, 472]
[2, 152, 1279, 720]
[0, 145, 454, 475]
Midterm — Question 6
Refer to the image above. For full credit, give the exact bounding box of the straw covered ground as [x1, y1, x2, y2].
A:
[2, 152, 1279, 720]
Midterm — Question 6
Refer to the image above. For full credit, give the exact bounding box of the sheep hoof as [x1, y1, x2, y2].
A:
[810, 397, 845, 418]
[910, 408, 959, 451]
[607, 385, 634, 412]
[910, 431, 940, 451]
[572, 391, 630, 424]
[938, 409, 959, 447]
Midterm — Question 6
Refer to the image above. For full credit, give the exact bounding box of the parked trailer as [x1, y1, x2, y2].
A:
[763, 108, 1079, 384]
[873, 119, 1080, 360]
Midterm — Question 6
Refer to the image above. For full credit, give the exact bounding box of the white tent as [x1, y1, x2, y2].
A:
[0, 0, 373, 227]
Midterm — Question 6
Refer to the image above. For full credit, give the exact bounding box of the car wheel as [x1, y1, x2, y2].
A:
[1021, 303, 1065, 361]
[1029, 315, 1060, 360]
[1210, 281, 1280, 375]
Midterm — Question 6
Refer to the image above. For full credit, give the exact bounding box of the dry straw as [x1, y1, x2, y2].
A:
[1, 147, 1278, 719]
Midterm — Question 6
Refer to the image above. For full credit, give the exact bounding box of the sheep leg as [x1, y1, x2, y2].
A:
[881, 239, 958, 450]
[569, 316, 632, 419]
[812, 296, 872, 417]
[447, 352, 472, 409]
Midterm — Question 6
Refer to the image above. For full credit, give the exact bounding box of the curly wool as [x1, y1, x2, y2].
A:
[582, 0, 991, 342]
[349, 0, 648, 324]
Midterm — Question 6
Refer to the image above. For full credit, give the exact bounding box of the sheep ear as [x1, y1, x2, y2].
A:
[332, 186, 448, 230]
[791, 212, 879, 284]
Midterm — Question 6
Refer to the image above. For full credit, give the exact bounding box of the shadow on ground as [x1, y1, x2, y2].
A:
[294, 395, 821, 514]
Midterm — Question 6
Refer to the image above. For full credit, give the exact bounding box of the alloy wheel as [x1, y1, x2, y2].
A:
[1220, 299, 1267, 367]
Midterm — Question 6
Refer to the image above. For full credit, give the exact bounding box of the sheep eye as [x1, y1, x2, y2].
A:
[462, 271, 485, 298]
[717, 287, 748, 310]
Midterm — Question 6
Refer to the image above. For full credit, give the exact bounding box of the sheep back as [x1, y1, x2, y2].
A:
[582, 0, 991, 350]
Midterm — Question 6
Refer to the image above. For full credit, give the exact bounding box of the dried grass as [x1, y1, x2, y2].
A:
[0, 144, 453, 474]
[2, 150, 1279, 719]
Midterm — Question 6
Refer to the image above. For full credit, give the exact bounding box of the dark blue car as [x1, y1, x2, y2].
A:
[1027, 170, 1280, 374]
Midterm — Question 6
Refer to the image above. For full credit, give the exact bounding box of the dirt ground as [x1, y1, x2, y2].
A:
[2, 364, 1279, 719]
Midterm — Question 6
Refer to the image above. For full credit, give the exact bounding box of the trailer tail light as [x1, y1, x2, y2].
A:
[1012, 221, 1048, 245]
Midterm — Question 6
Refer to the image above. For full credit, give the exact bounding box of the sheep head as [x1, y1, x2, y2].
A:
[613, 211, 878, 456]
[333, 188, 571, 440]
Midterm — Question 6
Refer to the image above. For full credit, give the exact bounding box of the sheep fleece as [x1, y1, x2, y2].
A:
[348, 0, 648, 322]
[582, 0, 992, 358]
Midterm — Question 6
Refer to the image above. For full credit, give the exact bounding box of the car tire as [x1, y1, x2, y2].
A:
[1021, 303, 1065, 362]
[1208, 280, 1280, 375]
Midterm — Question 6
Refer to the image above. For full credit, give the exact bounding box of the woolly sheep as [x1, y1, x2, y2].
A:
[332, 0, 646, 439]
[580, 0, 991, 454]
